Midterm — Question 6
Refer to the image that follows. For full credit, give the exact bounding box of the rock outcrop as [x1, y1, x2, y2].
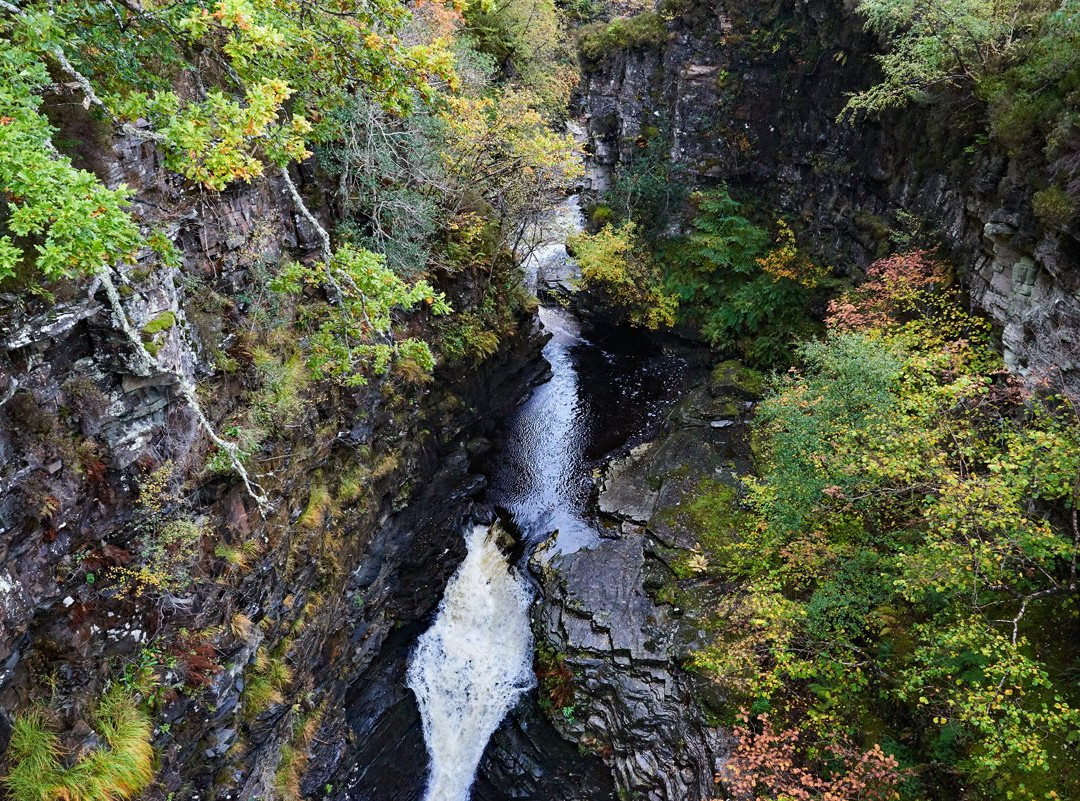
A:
[581, 0, 1080, 393]
[0, 116, 545, 799]
[525, 364, 761, 800]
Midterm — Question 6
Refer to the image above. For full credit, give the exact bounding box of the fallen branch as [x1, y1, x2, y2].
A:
[94, 267, 272, 511]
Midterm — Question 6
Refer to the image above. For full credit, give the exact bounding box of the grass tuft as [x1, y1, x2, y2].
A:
[297, 485, 332, 531]
[4, 687, 154, 801]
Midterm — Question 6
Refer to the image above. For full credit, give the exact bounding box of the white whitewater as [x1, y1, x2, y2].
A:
[406, 523, 536, 801]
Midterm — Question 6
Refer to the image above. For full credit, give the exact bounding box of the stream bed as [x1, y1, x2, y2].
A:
[405, 196, 693, 800]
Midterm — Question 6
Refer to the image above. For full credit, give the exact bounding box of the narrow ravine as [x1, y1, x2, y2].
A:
[404, 197, 591, 801]
[489, 195, 600, 555]
[405, 192, 692, 800]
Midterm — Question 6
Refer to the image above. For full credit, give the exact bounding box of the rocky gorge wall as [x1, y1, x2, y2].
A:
[0, 114, 544, 799]
[581, 0, 1080, 392]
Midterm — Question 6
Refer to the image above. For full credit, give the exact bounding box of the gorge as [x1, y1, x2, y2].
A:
[1, 0, 1079, 799]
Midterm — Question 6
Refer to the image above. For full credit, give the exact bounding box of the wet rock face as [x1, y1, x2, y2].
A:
[526, 378, 757, 801]
[582, 0, 1080, 393]
[0, 117, 546, 800]
[476, 699, 616, 801]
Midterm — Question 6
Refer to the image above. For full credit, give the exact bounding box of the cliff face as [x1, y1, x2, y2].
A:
[581, 0, 1080, 391]
[0, 120, 541, 799]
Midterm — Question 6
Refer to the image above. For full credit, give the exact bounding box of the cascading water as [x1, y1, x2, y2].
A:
[404, 197, 585, 801]
[405, 524, 535, 801]
[403, 185, 686, 801]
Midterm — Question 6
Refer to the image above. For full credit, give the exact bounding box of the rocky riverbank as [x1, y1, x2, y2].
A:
[496, 353, 767, 800]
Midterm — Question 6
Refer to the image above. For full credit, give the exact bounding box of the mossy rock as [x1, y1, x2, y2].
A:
[141, 310, 177, 336]
[708, 359, 765, 398]
[590, 204, 614, 228]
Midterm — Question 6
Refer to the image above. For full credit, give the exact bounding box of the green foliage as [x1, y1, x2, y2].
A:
[848, 0, 1080, 192]
[439, 89, 582, 258]
[437, 311, 502, 363]
[4, 687, 155, 801]
[0, 43, 141, 282]
[578, 13, 667, 62]
[318, 97, 446, 279]
[845, 0, 1025, 115]
[568, 222, 678, 329]
[464, 0, 578, 114]
[662, 188, 821, 365]
[118, 81, 312, 190]
[605, 134, 686, 235]
[3, 0, 577, 398]
[752, 332, 905, 532]
[535, 646, 575, 716]
[683, 252, 1080, 798]
[270, 245, 450, 387]
[573, 186, 821, 364]
[1, 0, 459, 282]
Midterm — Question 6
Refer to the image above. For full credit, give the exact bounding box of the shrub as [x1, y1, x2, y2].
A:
[463, 0, 579, 113]
[111, 518, 204, 604]
[578, 13, 668, 62]
[0, 49, 142, 284]
[663, 188, 820, 365]
[724, 713, 906, 801]
[1032, 185, 1077, 227]
[568, 222, 678, 329]
[687, 253, 1080, 798]
[605, 134, 687, 233]
[4, 688, 154, 801]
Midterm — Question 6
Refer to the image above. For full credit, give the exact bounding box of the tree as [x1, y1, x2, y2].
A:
[683, 252, 1080, 798]
[663, 188, 820, 364]
[844, 0, 1035, 116]
[568, 221, 677, 329]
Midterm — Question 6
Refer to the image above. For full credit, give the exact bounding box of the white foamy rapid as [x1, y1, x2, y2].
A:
[406, 524, 535, 801]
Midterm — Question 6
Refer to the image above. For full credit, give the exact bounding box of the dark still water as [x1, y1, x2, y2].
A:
[486, 303, 691, 553]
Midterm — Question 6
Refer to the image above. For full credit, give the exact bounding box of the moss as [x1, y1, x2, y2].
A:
[589, 204, 614, 228]
[140, 311, 177, 336]
[708, 359, 766, 398]
[578, 13, 667, 62]
[4, 687, 155, 801]
[685, 480, 744, 547]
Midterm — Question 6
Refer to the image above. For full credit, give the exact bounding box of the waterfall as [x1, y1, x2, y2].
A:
[406, 524, 536, 801]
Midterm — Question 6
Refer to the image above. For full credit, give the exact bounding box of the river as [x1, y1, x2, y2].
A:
[405, 196, 690, 801]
